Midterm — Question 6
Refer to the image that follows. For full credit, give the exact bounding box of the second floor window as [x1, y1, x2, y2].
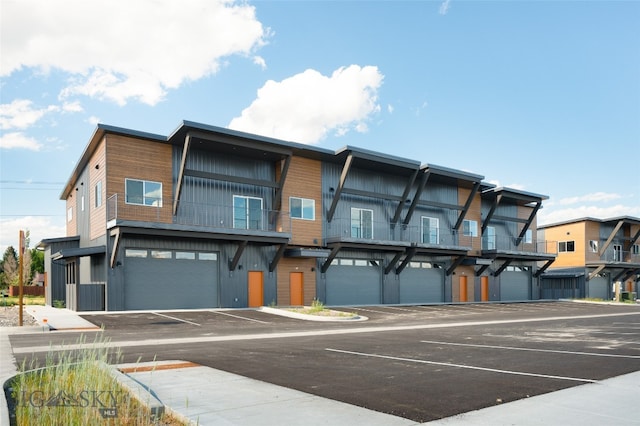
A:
[290, 197, 315, 220]
[234, 195, 263, 230]
[589, 240, 599, 252]
[351, 207, 373, 239]
[95, 181, 102, 208]
[463, 220, 478, 237]
[558, 241, 575, 252]
[421, 217, 439, 244]
[125, 179, 162, 207]
[486, 226, 496, 250]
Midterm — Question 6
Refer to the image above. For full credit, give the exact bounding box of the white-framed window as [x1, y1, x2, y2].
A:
[81, 195, 85, 212]
[233, 195, 263, 230]
[524, 229, 532, 244]
[351, 207, 373, 239]
[486, 226, 496, 250]
[589, 240, 599, 253]
[463, 219, 478, 237]
[67, 207, 73, 222]
[558, 241, 575, 252]
[421, 216, 439, 244]
[613, 244, 622, 262]
[125, 249, 147, 258]
[632, 244, 640, 255]
[125, 178, 162, 206]
[95, 180, 102, 208]
[290, 197, 315, 220]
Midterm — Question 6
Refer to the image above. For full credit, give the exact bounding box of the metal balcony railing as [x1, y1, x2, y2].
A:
[482, 235, 557, 256]
[597, 248, 640, 263]
[107, 194, 291, 234]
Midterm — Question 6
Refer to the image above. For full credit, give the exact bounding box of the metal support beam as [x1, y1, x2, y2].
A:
[475, 264, 491, 276]
[454, 182, 480, 230]
[534, 259, 555, 277]
[493, 259, 513, 277]
[321, 245, 342, 273]
[599, 220, 624, 257]
[392, 169, 419, 226]
[403, 170, 431, 226]
[481, 193, 503, 235]
[395, 247, 417, 275]
[110, 229, 121, 269]
[229, 240, 248, 271]
[273, 155, 291, 214]
[515, 201, 541, 245]
[269, 244, 287, 272]
[173, 134, 192, 215]
[587, 265, 606, 281]
[327, 154, 354, 223]
[629, 228, 640, 247]
[384, 251, 405, 275]
[446, 255, 467, 276]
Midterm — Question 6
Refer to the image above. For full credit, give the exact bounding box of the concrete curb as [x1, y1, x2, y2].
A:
[108, 365, 165, 420]
[259, 306, 368, 322]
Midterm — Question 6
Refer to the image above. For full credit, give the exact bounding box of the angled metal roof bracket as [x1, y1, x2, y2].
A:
[110, 229, 121, 269]
[173, 133, 192, 215]
[475, 264, 491, 276]
[454, 181, 481, 230]
[395, 247, 418, 275]
[599, 220, 624, 257]
[403, 170, 431, 226]
[321, 244, 342, 273]
[385, 251, 405, 275]
[229, 240, 248, 271]
[269, 244, 287, 272]
[515, 201, 542, 245]
[481, 193, 502, 235]
[327, 154, 354, 223]
[587, 265, 606, 281]
[493, 259, 513, 277]
[391, 168, 420, 226]
[534, 258, 555, 277]
[446, 255, 467, 276]
[273, 155, 291, 215]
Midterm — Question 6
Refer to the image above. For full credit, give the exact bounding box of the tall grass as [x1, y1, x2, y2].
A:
[7, 333, 180, 425]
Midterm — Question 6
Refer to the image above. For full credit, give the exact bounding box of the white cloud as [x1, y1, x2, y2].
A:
[253, 56, 267, 70]
[61, 101, 84, 113]
[87, 116, 101, 126]
[228, 65, 384, 144]
[0, 216, 66, 255]
[0, 132, 42, 151]
[555, 192, 623, 206]
[387, 104, 394, 114]
[1, 0, 269, 106]
[0, 99, 58, 130]
[538, 204, 640, 226]
[439, 0, 452, 15]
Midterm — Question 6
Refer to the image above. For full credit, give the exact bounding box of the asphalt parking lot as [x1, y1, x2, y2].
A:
[9, 302, 640, 423]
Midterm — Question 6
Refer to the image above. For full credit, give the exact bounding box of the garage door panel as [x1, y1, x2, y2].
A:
[124, 254, 218, 310]
[588, 276, 608, 300]
[501, 271, 530, 301]
[325, 262, 380, 306]
[400, 268, 444, 304]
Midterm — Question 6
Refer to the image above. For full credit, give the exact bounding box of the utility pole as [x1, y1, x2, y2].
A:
[19, 230, 24, 326]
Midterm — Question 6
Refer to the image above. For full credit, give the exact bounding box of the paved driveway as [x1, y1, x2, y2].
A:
[10, 302, 640, 422]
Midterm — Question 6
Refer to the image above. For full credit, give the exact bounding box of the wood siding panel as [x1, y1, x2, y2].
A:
[280, 156, 322, 246]
[66, 197, 76, 236]
[543, 222, 587, 268]
[106, 135, 173, 224]
[89, 137, 106, 240]
[276, 258, 316, 306]
[458, 187, 482, 254]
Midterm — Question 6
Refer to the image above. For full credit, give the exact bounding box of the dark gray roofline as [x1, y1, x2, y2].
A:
[36, 235, 80, 249]
[421, 163, 485, 182]
[539, 215, 640, 229]
[482, 186, 549, 201]
[335, 145, 421, 169]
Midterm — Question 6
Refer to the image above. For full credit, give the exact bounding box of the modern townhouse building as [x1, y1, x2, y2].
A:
[538, 217, 640, 300]
[38, 121, 557, 311]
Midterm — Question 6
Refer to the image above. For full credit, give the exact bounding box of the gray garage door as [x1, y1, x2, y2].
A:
[587, 276, 608, 300]
[124, 249, 218, 310]
[325, 259, 381, 305]
[400, 262, 444, 304]
[501, 270, 530, 301]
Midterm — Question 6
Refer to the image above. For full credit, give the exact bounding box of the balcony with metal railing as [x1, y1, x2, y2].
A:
[481, 234, 557, 260]
[107, 194, 291, 240]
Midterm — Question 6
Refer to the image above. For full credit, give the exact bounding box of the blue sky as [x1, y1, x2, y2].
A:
[1, 0, 639, 253]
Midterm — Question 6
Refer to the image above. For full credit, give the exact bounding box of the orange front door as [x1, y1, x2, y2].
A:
[248, 271, 264, 307]
[290, 272, 304, 306]
[459, 275, 468, 302]
[481, 276, 489, 302]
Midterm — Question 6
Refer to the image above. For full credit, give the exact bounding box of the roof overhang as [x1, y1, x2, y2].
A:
[52, 245, 106, 260]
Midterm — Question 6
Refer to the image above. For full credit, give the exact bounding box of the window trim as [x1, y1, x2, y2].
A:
[486, 226, 496, 250]
[350, 207, 374, 239]
[421, 216, 439, 244]
[233, 195, 264, 230]
[558, 240, 575, 253]
[463, 219, 478, 237]
[95, 180, 102, 208]
[125, 178, 163, 207]
[289, 196, 315, 221]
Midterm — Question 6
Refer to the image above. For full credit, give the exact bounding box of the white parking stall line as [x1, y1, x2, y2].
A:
[420, 340, 640, 359]
[152, 312, 201, 326]
[212, 310, 271, 324]
[325, 348, 599, 383]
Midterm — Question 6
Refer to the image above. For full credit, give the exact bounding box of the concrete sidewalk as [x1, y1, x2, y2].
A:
[2, 306, 639, 426]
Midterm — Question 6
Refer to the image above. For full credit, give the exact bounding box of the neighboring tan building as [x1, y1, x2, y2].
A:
[538, 217, 640, 300]
[38, 121, 557, 311]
